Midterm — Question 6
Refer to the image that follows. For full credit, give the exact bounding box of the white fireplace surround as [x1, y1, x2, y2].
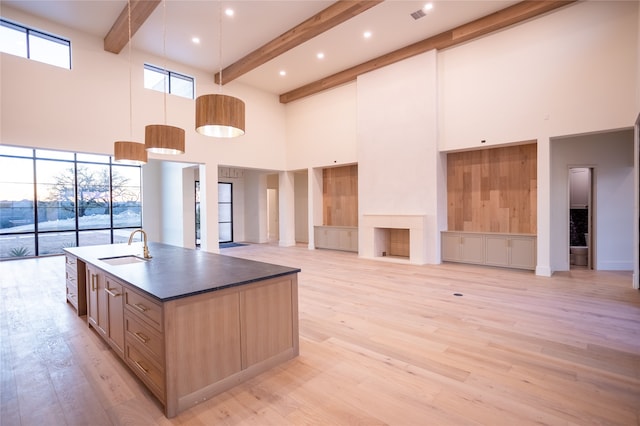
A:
[360, 215, 428, 264]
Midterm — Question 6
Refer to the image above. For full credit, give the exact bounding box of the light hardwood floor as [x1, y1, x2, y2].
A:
[1, 244, 639, 425]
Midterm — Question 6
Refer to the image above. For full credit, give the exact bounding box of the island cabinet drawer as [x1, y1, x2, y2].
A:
[65, 254, 78, 269]
[64, 254, 86, 316]
[66, 283, 78, 309]
[124, 287, 163, 332]
[65, 268, 78, 289]
[125, 314, 164, 365]
[125, 342, 165, 403]
[65, 265, 78, 308]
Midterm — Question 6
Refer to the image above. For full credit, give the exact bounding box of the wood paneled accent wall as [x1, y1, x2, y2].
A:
[447, 143, 537, 234]
[323, 165, 358, 226]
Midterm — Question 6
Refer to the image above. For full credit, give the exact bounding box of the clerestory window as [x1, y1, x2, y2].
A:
[0, 18, 71, 69]
[144, 63, 194, 99]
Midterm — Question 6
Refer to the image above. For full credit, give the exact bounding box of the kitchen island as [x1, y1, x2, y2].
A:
[64, 241, 300, 418]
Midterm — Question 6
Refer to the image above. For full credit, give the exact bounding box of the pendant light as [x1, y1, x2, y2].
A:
[195, 3, 245, 138]
[114, 0, 147, 165]
[145, 0, 186, 154]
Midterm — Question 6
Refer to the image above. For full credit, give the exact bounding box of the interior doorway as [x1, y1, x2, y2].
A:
[569, 167, 594, 269]
[218, 182, 233, 243]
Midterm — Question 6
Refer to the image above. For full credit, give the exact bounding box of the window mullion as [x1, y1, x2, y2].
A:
[31, 150, 39, 255]
[74, 154, 79, 248]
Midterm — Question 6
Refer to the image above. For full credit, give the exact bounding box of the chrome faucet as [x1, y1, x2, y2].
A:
[128, 229, 152, 259]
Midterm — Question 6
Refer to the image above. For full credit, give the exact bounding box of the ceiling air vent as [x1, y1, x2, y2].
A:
[411, 9, 426, 20]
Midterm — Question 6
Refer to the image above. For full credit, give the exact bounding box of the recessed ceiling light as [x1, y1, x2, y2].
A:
[192, 37, 200, 44]
[225, 8, 234, 17]
[363, 31, 372, 39]
[317, 52, 325, 59]
[279, 70, 286, 76]
[423, 3, 433, 11]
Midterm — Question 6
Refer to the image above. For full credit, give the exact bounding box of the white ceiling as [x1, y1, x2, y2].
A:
[3, 0, 518, 95]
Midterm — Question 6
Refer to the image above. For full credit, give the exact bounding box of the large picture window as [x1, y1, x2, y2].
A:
[0, 146, 142, 259]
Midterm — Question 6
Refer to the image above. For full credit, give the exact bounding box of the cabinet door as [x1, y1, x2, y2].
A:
[326, 228, 340, 249]
[314, 228, 328, 249]
[485, 235, 510, 267]
[86, 265, 99, 330]
[86, 265, 107, 337]
[105, 276, 125, 357]
[460, 234, 484, 264]
[509, 237, 536, 270]
[441, 233, 461, 261]
[241, 278, 295, 368]
[338, 229, 353, 251]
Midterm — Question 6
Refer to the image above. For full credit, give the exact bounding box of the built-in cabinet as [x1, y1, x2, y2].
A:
[65, 254, 86, 315]
[442, 232, 536, 270]
[314, 226, 358, 252]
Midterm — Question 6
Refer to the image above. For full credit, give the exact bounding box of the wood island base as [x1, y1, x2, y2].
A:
[65, 243, 300, 419]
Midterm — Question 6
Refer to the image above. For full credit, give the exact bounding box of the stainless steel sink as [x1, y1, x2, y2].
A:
[99, 255, 148, 266]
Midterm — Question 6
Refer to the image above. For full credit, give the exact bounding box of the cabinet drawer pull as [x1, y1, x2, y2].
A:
[133, 360, 149, 374]
[134, 332, 150, 344]
[133, 303, 148, 313]
[91, 274, 97, 291]
[105, 288, 121, 297]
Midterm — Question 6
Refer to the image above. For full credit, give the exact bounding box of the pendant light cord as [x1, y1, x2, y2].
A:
[127, 0, 133, 139]
[218, 1, 223, 93]
[162, 0, 167, 124]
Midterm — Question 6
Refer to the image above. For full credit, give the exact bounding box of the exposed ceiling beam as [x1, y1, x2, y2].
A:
[215, 0, 384, 85]
[104, 0, 161, 54]
[279, 0, 577, 104]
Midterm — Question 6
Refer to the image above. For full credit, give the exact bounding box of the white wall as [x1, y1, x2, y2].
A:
[550, 129, 634, 271]
[437, 0, 639, 151]
[244, 170, 268, 243]
[141, 160, 162, 242]
[358, 51, 438, 215]
[182, 166, 197, 249]
[159, 161, 188, 247]
[285, 83, 358, 170]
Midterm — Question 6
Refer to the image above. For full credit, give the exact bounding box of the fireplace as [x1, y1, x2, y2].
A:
[360, 215, 428, 264]
[375, 228, 410, 258]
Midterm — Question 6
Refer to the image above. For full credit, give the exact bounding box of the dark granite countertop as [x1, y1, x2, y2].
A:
[64, 242, 300, 302]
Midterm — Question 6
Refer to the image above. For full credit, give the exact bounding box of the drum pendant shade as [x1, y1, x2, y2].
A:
[114, 141, 147, 165]
[195, 94, 245, 138]
[145, 124, 185, 154]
